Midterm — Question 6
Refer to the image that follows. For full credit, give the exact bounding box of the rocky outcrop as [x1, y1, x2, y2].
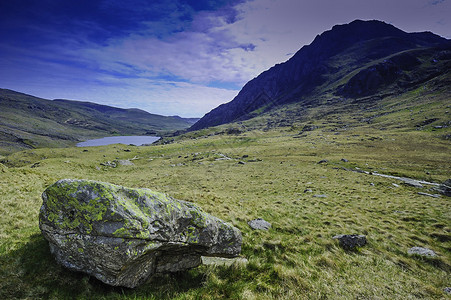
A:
[433, 179, 451, 197]
[39, 179, 242, 288]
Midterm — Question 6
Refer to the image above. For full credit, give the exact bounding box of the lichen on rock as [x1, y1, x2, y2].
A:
[39, 179, 242, 288]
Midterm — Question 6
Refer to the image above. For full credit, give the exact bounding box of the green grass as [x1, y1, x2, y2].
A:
[1, 121, 450, 298]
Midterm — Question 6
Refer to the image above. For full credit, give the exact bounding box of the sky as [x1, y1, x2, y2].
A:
[0, 0, 450, 117]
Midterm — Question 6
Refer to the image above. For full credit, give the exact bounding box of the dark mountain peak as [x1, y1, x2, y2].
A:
[190, 20, 448, 131]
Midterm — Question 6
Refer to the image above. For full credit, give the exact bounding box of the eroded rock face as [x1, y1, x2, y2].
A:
[39, 179, 242, 288]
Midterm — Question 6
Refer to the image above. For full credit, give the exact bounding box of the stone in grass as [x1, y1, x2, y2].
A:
[248, 218, 271, 230]
[39, 179, 242, 288]
[444, 287, 451, 294]
[407, 247, 436, 257]
[333, 234, 367, 250]
[400, 178, 423, 188]
[115, 159, 134, 166]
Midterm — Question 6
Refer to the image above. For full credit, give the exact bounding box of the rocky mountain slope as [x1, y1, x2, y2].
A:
[190, 20, 450, 131]
[0, 89, 193, 154]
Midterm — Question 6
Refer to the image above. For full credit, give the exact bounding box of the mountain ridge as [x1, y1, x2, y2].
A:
[0, 89, 193, 154]
[190, 20, 449, 131]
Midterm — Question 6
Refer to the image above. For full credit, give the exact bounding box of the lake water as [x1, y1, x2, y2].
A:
[77, 136, 160, 147]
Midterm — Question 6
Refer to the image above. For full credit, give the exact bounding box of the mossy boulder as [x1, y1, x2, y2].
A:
[39, 179, 242, 288]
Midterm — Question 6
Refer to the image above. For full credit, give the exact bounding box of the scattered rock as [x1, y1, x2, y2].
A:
[417, 192, 441, 198]
[301, 124, 318, 132]
[248, 218, 271, 230]
[123, 149, 131, 152]
[370, 183, 375, 186]
[317, 159, 329, 164]
[407, 247, 436, 257]
[392, 183, 400, 187]
[82, 149, 88, 152]
[39, 179, 242, 288]
[237, 161, 246, 165]
[333, 234, 367, 250]
[201, 256, 248, 267]
[444, 287, 451, 294]
[313, 194, 327, 198]
[400, 178, 423, 188]
[341, 158, 349, 162]
[115, 160, 134, 166]
[100, 161, 117, 168]
[30, 162, 40, 168]
[304, 188, 313, 193]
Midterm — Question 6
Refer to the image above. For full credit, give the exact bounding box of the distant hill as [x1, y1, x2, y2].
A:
[169, 116, 200, 125]
[190, 20, 450, 131]
[0, 89, 193, 154]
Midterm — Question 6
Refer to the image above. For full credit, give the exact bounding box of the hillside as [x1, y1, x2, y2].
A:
[0, 89, 193, 155]
[190, 20, 450, 131]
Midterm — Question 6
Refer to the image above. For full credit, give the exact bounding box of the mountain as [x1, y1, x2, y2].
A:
[169, 116, 201, 125]
[190, 20, 450, 131]
[0, 89, 193, 154]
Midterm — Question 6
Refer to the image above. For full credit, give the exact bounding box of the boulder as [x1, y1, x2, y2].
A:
[333, 234, 367, 250]
[248, 218, 271, 230]
[39, 179, 242, 288]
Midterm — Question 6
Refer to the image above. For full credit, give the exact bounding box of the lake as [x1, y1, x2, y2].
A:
[77, 136, 160, 147]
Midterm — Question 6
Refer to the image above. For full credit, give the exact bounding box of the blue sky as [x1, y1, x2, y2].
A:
[0, 0, 450, 117]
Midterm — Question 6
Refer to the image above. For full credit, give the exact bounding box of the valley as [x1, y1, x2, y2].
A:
[0, 20, 450, 299]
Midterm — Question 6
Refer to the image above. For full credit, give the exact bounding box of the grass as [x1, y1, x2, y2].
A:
[0, 119, 450, 298]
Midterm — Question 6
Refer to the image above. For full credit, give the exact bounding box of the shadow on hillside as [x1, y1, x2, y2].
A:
[1, 233, 206, 298]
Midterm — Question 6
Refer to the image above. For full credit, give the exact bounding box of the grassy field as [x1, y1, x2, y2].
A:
[0, 118, 450, 299]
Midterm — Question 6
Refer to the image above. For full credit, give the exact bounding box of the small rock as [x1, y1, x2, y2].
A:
[248, 218, 271, 230]
[304, 188, 313, 193]
[30, 162, 40, 168]
[317, 159, 329, 164]
[341, 158, 349, 162]
[392, 183, 400, 187]
[408, 247, 436, 257]
[444, 287, 451, 294]
[100, 161, 117, 168]
[115, 160, 134, 166]
[82, 149, 88, 152]
[123, 149, 131, 152]
[238, 161, 246, 165]
[370, 183, 375, 186]
[333, 234, 367, 250]
[417, 192, 441, 198]
[313, 194, 327, 198]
